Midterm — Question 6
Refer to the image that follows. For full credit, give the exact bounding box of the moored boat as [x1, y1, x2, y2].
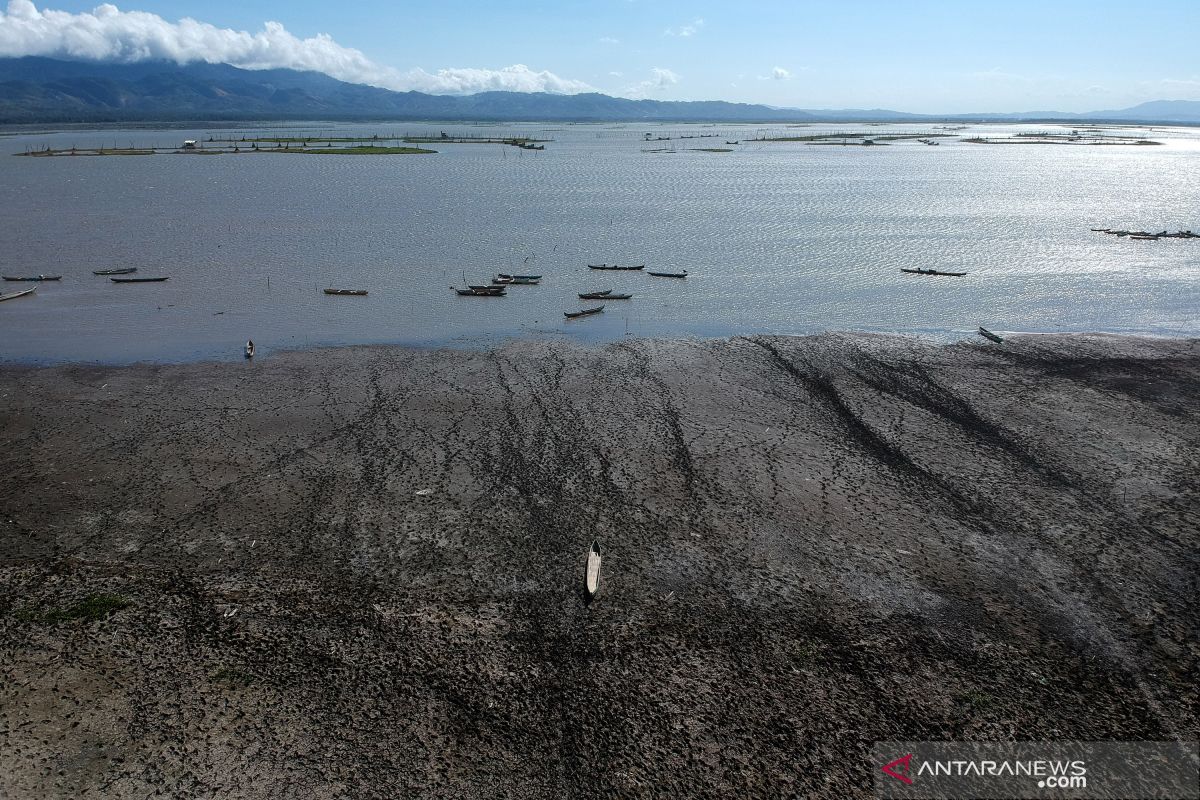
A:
[113, 276, 170, 283]
[323, 288, 367, 295]
[588, 264, 645, 271]
[585, 540, 602, 599]
[93, 267, 137, 275]
[244, 340, 255, 358]
[900, 268, 968, 277]
[978, 327, 1004, 343]
[3, 275, 61, 281]
[497, 273, 542, 281]
[647, 270, 688, 278]
[565, 305, 604, 318]
[0, 286, 36, 302]
[454, 286, 506, 296]
[579, 292, 631, 299]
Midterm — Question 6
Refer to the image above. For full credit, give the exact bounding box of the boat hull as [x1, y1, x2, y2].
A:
[585, 541, 602, 598]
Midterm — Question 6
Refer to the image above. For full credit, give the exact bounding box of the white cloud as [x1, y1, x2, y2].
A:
[598, 36, 619, 44]
[623, 66, 678, 98]
[0, 0, 593, 94]
[664, 17, 704, 37]
[608, 70, 623, 77]
[757, 66, 790, 81]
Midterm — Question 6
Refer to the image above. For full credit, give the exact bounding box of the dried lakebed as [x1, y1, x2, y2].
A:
[1, 333, 1197, 798]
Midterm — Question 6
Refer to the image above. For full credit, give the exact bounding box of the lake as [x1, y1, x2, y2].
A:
[1, 120, 1197, 363]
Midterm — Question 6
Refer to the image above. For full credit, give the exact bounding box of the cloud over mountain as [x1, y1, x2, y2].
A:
[0, 0, 593, 94]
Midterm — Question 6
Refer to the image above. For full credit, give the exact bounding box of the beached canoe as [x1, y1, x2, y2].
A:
[647, 270, 688, 278]
[93, 267, 137, 275]
[3, 275, 61, 281]
[585, 540, 602, 598]
[978, 327, 1004, 343]
[588, 264, 645, 271]
[112, 276, 169, 283]
[900, 268, 968, 277]
[580, 292, 631, 299]
[323, 288, 367, 295]
[0, 287, 36, 302]
[565, 305, 604, 318]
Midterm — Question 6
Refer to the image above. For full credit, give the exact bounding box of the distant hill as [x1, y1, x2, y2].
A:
[0, 57, 815, 123]
[0, 57, 1197, 124]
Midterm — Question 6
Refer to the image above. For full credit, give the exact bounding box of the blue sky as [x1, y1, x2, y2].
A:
[5, 0, 1200, 111]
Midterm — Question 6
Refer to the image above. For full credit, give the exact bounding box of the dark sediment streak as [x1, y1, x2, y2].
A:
[1, 333, 1197, 798]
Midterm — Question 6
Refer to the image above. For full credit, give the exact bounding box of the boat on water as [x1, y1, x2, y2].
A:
[0, 287, 36, 302]
[93, 267, 138, 275]
[588, 264, 645, 271]
[900, 268, 968, 277]
[725, 141, 739, 145]
[492, 276, 540, 285]
[1130, 235, 1160, 241]
[579, 292, 631, 299]
[323, 288, 367, 295]
[454, 286, 506, 296]
[565, 305, 604, 318]
[978, 327, 1004, 343]
[113, 276, 169, 283]
[244, 340, 255, 358]
[1090, 228, 1111, 232]
[647, 270, 688, 278]
[585, 540, 602, 599]
[3, 275, 61, 281]
[497, 273, 542, 281]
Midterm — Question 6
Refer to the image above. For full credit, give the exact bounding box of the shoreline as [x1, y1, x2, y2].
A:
[3, 328, 1197, 369]
[1, 332, 1197, 797]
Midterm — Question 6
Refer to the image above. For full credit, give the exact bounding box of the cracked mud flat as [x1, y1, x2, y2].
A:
[0, 333, 1197, 798]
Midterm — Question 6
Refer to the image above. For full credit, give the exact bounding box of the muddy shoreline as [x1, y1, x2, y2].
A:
[1, 333, 1197, 798]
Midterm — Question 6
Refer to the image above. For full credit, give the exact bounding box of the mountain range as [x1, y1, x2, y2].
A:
[1, 57, 1198, 124]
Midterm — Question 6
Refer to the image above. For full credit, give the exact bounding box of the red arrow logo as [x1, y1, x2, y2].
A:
[882, 753, 914, 785]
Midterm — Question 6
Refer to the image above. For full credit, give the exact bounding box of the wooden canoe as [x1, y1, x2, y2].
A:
[565, 305, 604, 318]
[900, 268, 968, 277]
[93, 267, 137, 275]
[497, 273, 542, 280]
[580, 292, 630, 299]
[323, 288, 367, 295]
[0, 287, 36, 302]
[588, 264, 644, 270]
[3, 275, 61, 281]
[647, 270, 688, 278]
[978, 327, 1004, 343]
[585, 540, 602, 598]
[113, 276, 169, 283]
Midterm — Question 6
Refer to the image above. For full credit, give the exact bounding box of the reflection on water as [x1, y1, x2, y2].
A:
[0, 121, 1197, 363]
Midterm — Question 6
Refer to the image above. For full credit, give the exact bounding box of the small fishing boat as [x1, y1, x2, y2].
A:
[3, 275, 61, 281]
[113, 276, 169, 283]
[492, 276, 540, 285]
[725, 140, 739, 145]
[1130, 235, 1160, 241]
[647, 270, 688, 278]
[323, 288, 367, 295]
[0, 286, 36, 302]
[588, 264, 645, 271]
[565, 305, 604, 318]
[900, 268, 968, 277]
[454, 287, 506, 296]
[497, 273, 542, 281]
[1090, 228, 1110, 232]
[978, 327, 1004, 343]
[585, 540, 602, 599]
[244, 339, 254, 358]
[579, 292, 631, 299]
[93, 267, 138, 275]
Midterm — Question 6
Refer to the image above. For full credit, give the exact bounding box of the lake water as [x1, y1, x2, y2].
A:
[1, 121, 1197, 363]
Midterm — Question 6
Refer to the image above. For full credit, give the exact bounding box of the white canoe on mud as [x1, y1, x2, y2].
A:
[585, 540, 602, 598]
